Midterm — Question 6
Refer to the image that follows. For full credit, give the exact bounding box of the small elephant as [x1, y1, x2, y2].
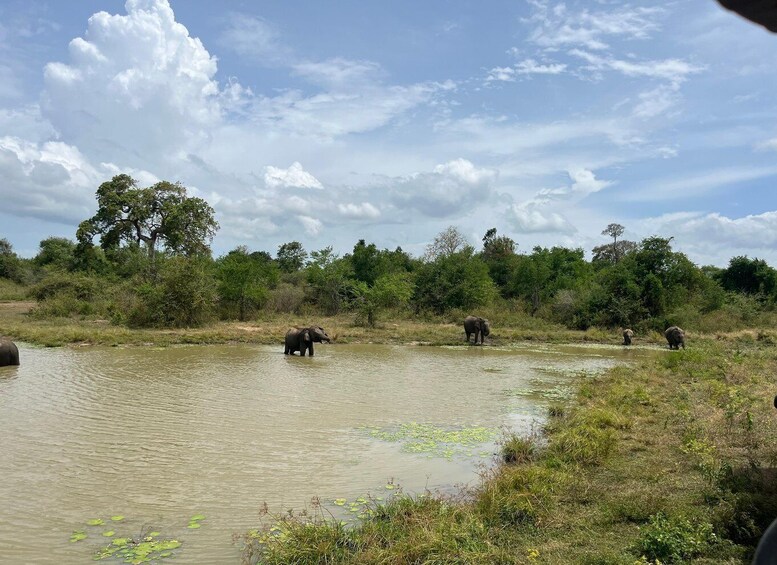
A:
[284, 325, 331, 356]
[464, 316, 491, 345]
[623, 329, 634, 346]
[0, 338, 19, 366]
[665, 326, 685, 350]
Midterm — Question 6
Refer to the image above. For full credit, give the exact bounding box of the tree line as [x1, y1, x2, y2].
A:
[1, 175, 776, 331]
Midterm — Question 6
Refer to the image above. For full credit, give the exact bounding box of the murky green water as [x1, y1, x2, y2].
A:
[0, 342, 646, 563]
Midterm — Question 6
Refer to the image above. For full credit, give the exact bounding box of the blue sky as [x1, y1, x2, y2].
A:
[1, 0, 776, 265]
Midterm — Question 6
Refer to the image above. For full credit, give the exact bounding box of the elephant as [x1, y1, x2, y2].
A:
[284, 325, 331, 356]
[464, 316, 491, 345]
[665, 326, 685, 350]
[623, 329, 634, 346]
[0, 338, 19, 367]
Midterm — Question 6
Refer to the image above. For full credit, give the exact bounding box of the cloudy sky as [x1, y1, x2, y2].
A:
[1, 0, 776, 265]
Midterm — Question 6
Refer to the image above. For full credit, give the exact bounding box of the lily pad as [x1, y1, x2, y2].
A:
[333, 498, 346, 506]
[87, 518, 104, 526]
[102, 530, 115, 537]
[189, 514, 205, 521]
[110, 515, 125, 522]
[385, 484, 396, 490]
[187, 522, 201, 529]
[69, 530, 87, 543]
[148, 531, 161, 537]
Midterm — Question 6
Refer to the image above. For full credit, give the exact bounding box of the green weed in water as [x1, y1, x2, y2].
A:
[94, 535, 182, 563]
[368, 422, 496, 459]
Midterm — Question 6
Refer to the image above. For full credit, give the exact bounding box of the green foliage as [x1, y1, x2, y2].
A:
[635, 513, 717, 563]
[306, 247, 361, 315]
[276, 241, 308, 273]
[413, 247, 496, 314]
[719, 255, 777, 298]
[35, 237, 77, 271]
[29, 272, 109, 318]
[77, 174, 218, 259]
[122, 256, 216, 328]
[0, 238, 24, 283]
[481, 228, 518, 291]
[216, 246, 279, 320]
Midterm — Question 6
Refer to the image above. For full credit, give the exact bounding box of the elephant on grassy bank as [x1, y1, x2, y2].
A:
[0, 338, 19, 366]
[623, 329, 634, 346]
[665, 326, 685, 350]
[284, 326, 331, 356]
[464, 316, 490, 345]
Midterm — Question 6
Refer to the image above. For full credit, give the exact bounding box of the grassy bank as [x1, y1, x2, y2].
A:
[0, 301, 653, 348]
[3, 301, 775, 349]
[241, 339, 777, 564]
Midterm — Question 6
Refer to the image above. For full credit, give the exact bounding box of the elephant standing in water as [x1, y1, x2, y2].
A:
[623, 329, 634, 346]
[284, 326, 331, 356]
[464, 316, 491, 345]
[665, 326, 685, 350]
[0, 338, 19, 366]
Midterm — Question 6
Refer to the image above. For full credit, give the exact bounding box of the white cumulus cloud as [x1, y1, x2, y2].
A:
[391, 158, 497, 218]
[263, 161, 324, 190]
[338, 202, 381, 219]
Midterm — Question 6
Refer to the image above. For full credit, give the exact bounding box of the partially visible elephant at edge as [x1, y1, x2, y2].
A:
[623, 329, 634, 346]
[665, 326, 685, 350]
[464, 316, 491, 345]
[284, 326, 331, 356]
[0, 338, 20, 367]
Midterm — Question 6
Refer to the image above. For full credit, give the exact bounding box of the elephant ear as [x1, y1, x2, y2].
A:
[303, 330, 311, 342]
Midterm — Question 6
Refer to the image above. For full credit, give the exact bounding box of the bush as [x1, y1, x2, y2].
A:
[266, 283, 306, 314]
[29, 272, 111, 319]
[121, 257, 216, 327]
[635, 513, 717, 563]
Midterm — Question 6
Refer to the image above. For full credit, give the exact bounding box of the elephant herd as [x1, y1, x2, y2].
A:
[0, 322, 690, 367]
[622, 326, 686, 349]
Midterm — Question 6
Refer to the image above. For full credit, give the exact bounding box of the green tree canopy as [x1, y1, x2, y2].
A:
[216, 246, 280, 321]
[0, 238, 23, 282]
[35, 237, 77, 271]
[276, 241, 308, 273]
[719, 256, 777, 297]
[76, 174, 219, 259]
[413, 247, 496, 314]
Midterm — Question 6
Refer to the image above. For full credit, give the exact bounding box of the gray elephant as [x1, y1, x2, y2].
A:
[665, 326, 685, 350]
[284, 326, 331, 356]
[464, 316, 491, 345]
[0, 338, 19, 366]
[623, 329, 634, 346]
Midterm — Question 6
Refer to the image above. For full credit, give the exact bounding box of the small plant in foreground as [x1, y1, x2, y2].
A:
[501, 434, 536, 464]
[635, 512, 716, 563]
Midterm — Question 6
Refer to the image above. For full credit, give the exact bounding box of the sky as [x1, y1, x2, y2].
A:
[0, 0, 776, 266]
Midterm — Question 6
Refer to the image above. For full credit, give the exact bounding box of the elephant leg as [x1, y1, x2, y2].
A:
[465, 331, 470, 343]
[284, 345, 290, 355]
[309, 343, 315, 356]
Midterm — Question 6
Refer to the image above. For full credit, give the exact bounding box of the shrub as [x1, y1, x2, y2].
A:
[121, 257, 216, 327]
[635, 513, 717, 563]
[501, 434, 536, 464]
[266, 283, 305, 314]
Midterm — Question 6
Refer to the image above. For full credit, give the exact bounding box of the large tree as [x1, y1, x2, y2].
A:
[76, 174, 219, 259]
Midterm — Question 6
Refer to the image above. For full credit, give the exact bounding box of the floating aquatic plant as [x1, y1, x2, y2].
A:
[93, 534, 182, 563]
[367, 422, 497, 459]
[87, 518, 105, 526]
[69, 530, 87, 543]
[187, 513, 206, 529]
[110, 515, 125, 522]
[102, 530, 115, 537]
